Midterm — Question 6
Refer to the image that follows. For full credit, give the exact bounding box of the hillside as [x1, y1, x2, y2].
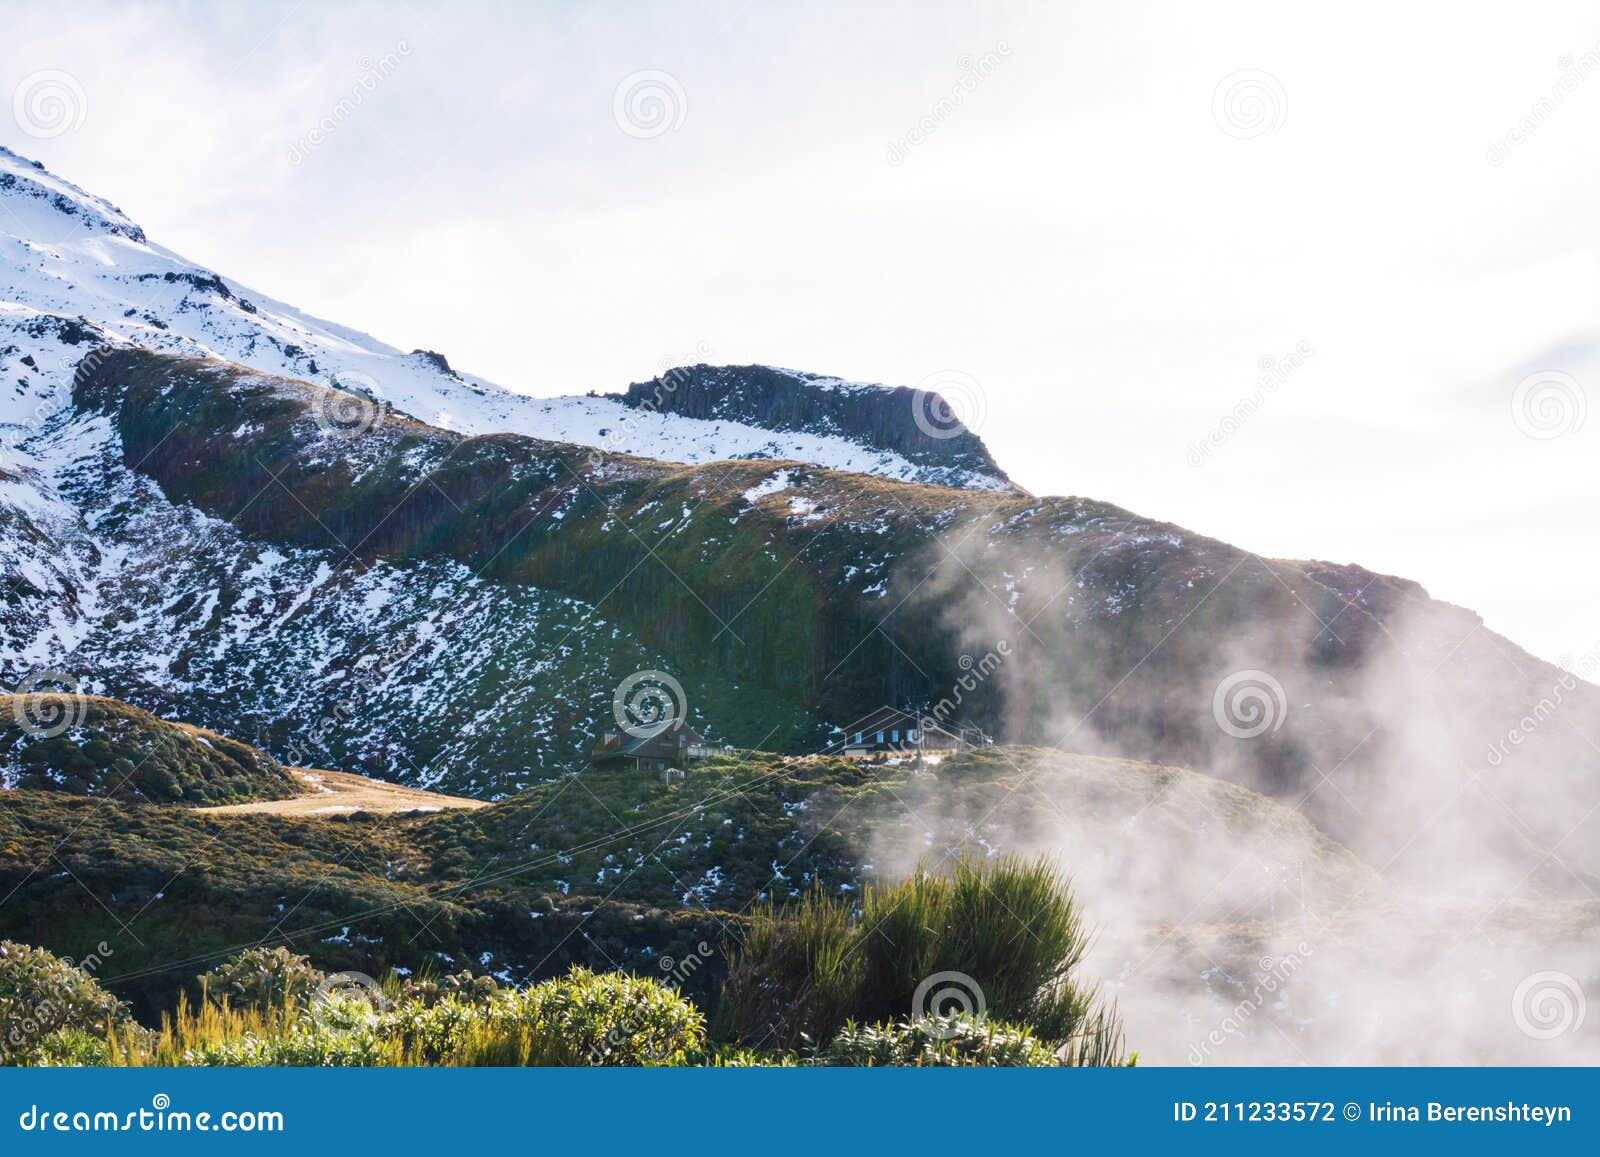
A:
[6, 345, 1586, 897]
[0, 738, 1378, 1022]
[2, 142, 1597, 902]
[0, 693, 297, 805]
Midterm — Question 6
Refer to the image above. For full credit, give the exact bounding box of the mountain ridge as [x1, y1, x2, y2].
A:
[0, 145, 1011, 491]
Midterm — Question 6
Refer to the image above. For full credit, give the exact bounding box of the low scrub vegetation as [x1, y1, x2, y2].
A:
[717, 852, 1129, 1065]
[2, 854, 1130, 1067]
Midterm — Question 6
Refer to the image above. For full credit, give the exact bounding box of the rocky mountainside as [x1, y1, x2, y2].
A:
[0, 145, 1010, 491]
[1, 146, 1597, 904]
[611, 364, 1012, 491]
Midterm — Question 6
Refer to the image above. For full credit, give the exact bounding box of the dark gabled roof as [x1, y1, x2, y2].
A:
[590, 722, 704, 762]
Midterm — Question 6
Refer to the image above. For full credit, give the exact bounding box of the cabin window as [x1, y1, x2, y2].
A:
[854, 732, 861, 744]
[876, 731, 884, 743]
[891, 730, 899, 742]
[909, 729, 919, 742]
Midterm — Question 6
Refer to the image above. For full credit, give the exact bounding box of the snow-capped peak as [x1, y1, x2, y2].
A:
[1, 146, 1011, 490]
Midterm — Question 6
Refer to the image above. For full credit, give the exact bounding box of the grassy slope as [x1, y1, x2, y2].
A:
[0, 730, 1378, 1020]
[0, 694, 297, 805]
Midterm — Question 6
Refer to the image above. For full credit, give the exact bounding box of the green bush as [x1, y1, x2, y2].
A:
[0, 941, 136, 1065]
[825, 1014, 1061, 1067]
[196, 947, 325, 1013]
[180, 967, 705, 1067]
[436, 968, 705, 1066]
[718, 853, 1127, 1064]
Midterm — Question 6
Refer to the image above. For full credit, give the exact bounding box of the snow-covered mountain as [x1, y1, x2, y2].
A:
[3, 144, 1598, 899]
[0, 145, 1010, 490]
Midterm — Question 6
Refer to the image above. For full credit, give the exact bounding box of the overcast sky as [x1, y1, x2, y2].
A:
[4, 0, 1597, 666]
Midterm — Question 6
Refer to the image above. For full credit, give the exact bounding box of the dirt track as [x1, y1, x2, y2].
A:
[204, 768, 488, 817]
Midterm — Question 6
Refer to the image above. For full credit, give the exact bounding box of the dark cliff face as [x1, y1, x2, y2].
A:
[612, 364, 1015, 490]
